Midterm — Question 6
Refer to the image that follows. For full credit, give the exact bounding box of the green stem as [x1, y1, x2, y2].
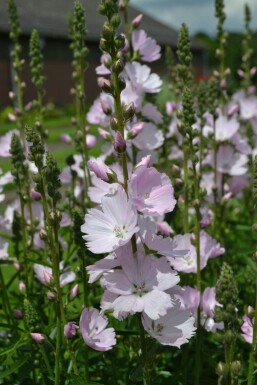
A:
[183, 146, 189, 233]
[39, 344, 53, 376]
[137, 314, 149, 385]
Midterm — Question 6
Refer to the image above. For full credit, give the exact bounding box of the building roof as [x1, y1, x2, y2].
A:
[0, 0, 205, 50]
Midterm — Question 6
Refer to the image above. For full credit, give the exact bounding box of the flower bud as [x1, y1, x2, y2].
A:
[39, 228, 48, 240]
[8, 113, 16, 122]
[19, 281, 26, 292]
[115, 34, 125, 50]
[61, 134, 72, 144]
[231, 361, 241, 374]
[250, 67, 257, 76]
[110, 116, 119, 131]
[47, 291, 55, 301]
[123, 102, 135, 121]
[114, 132, 126, 153]
[102, 22, 113, 40]
[43, 270, 53, 284]
[132, 14, 143, 28]
[13, 309, 23, 319]
[216, 362, 228, 377]
[9, 91, 16, 100]
[237, 69, 245, 78]
[30, 332, 44, 344]
[98, 127, 111, 139]
[97, 77, 113, 94]
[14, 262, 22, 271]
[30, 188, 41, 201]
[112, 59, 124, 74]
[248, 86, 256, 95]
[70, 284, 79, 299]
[110, 14, 120, 28]
[64, 322, 78, 339]
[100, 99, 112, 115]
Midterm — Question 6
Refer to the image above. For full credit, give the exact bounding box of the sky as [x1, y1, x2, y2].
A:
[130, 0, 257, 36]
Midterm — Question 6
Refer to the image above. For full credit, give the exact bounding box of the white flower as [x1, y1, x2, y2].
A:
[81, 188, 139, 254]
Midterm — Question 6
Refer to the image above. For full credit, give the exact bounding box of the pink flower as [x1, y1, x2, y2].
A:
[142, 299, 196, 347]
[64, 322, 79, 339]
[87, 255, 120, 284]
[203, 115, 239, 142]
[140, 103, 163, 124]
[0, 130, 19, 157]
[34, 263, 75, 287]
[132, 123, 164, 150]
[103, 247, 179, 320]
[241, 315, 254, 344]
[0, 238, 9, 260]
[201, 287, 224, 332]
[128, 166, 176, 216]
[132, 29, 161, 62]
[31, 333, 44, 343]
[88, 174, 120, 204]
[125, 62, 162, 94]
[81, 188, 139, 254]
[80, 307, 116, 351]
[30, 188, 41, 201]
[167, 232, 224, 273]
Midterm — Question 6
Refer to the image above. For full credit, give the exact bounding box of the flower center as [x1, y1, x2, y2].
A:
[156, 323, 164, 334]
[109, 187, 116, 194]
[183, 253, 193, 266]
[134, 283, 146, 296]
[113, 225, 128, 239]
[143, 192, 150, 199]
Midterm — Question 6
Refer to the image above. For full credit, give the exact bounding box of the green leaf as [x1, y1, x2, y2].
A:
[0, 336, 27, 357]
[68, 374, 104, 385]
[0, 355, 29, 379]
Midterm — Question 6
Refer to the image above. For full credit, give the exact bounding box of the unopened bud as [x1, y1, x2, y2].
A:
[112, 59, 124, 74]
[43, 270, 53, 284]
[237, 69, 245, 78]
[30, 188, 41, 201]
[123, 102, 135, 120]
[132, 14, 143, 28]
[97, 77, 113, 94]
[39, 228, 48, 240]
[231, 361, 241, 374]
[30, 332, 44, 344]
[172, 164, 180, 174]
[247, 306, 255, 319]
[100, 99, 112, 115]
[114, 132, 126, 153]
[47, 291, 55, 301]
[19, 281, 26, 292]
[110, 116, 119, 131]
[216, 362, 228, 377]
[70, 284, 79, 298]
[64, 322, 78, 339]
[175, 178, 183, 187]
[13, 309, 23, 319]
[250, 67, 257, 76]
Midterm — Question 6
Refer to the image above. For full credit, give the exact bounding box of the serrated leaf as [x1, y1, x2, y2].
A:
[0, 355, 29, 379]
